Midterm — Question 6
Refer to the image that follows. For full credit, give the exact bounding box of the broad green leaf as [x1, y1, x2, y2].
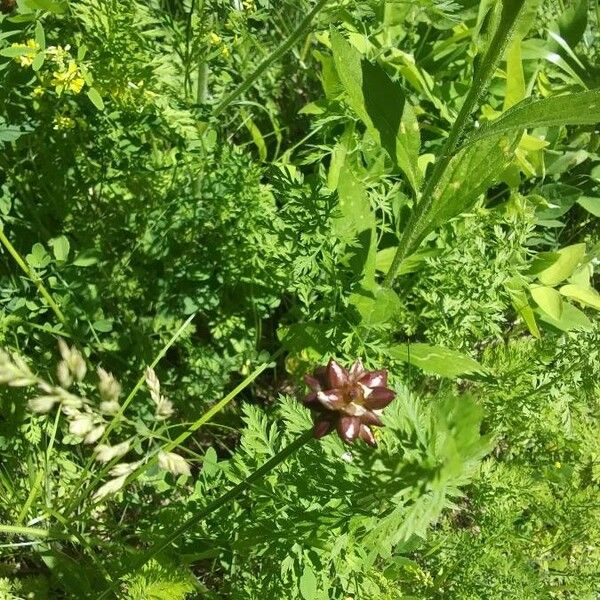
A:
[0, 123, 32, 142]
[315, 51, 343, 99]
[349, 285, 402, 326]
[299, 565, 317, 600]
[530, 285, 563, 320]
[277, 323, 332, 359]
[92, 319, 113, 333]
[464, 91, 600, 148]
[31, 52, 44, 71]
[528, 251, 562, 275]
[577, 196, 600, 217]
[49, 235, 70, 262]
[384, 343, 485, 378]
[23, 0, 67, 14]
[26, 243, 51, 269]
[34, 21, 45, 50]
[536, 183, 580, 220]
[557, 0, 587, 47]
[72, 250, 99, 267]
[537, 243, 585, 286]
[241, 109, 267, 161]
[559, 284, 600, 310]
[333, 164, 376, 285]
[415, 132, 520, 238]
[504, 39, 525, 110]
[86, 87, 105, 111]
[569, 263, 592, 287]
[330, 31, 421, 191]
[508, 286, 540, 338]
[538, 301, 592, 332]
[327, 123, 354, 191]
[0, 46, 33, 57]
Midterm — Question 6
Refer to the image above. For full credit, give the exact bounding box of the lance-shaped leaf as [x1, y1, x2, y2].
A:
[384, 344, 486, 378]
[331, 31, 421, 191]
[463, 90, 600, 148]
[409, 132, 521, 244]
[333, 163, 376, 287]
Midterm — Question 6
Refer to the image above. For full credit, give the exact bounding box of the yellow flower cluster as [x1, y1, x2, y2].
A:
[11, 39, 39, 67]
[208, 32, 221, 46]
[207, 31, 231, 58]
[11, 40, 87, 98]
[51, 60, 85, 95]
[53, 115, 76, 130]
[243, 0, 255, 9]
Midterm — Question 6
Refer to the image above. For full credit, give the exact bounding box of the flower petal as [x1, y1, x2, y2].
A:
[317, 390, 345, 411]
[303, 391, 319, 407]
[349, 359, 364, 379]
[364, 387, 395, 410]
[343, 402, 368, 417]
[358, 369, 388, 388]
[304, 374, 322, 392]
[360, 410, 383, 427]
[359, 424, 377, 447]
[313, 418, 334, 439]
[313, 366, 329, 388]
[327, 358, 349, 389]
[337, 416, 361, 443]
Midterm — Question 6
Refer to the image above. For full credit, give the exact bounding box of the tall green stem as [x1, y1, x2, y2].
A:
[383, 0, 526, 288]
[212, 0, 332, 118]
[0, 226, 66, 324]
[96, 429, 315, 599]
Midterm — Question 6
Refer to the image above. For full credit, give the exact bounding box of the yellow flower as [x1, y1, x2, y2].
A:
[32, 86, 45, 98]
[208, 32, 221, 45]
[51, 61, 85, 95]
[46, 45, 70, 67]
[243, 0, 255, 10]
[12, 39, 39, 68]
[221, 45, 230, 58]
[53, 115, 75, 130]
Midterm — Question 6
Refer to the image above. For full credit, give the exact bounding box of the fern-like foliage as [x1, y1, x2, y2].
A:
[135, 391, 491, 598]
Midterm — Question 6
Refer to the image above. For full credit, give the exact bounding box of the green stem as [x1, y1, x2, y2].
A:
[61, 313, 196, 517]
[211, 0, 331, 118]
[383, 0, 526, 288]
[96, 429, 315, 599]
[64, 345, 283, 516]
[0, 226, 66, 324]
[0, 524, 50, 538]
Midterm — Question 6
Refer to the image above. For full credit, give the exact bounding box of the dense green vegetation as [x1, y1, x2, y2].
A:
[1, 0, 600, 597]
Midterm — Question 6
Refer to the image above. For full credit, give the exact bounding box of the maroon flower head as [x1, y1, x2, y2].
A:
[303, 358, 395, 447]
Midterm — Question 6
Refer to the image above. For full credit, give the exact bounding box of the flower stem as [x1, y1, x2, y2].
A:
[383, 0, 526, 288]
[96, 428, 315, 599]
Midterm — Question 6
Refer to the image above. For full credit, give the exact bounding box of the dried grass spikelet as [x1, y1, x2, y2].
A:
[158, 450, 191, 476]
[92, 475, 127, 502]
[0, 351, 37, 387]
[145, 367, 174, 420]
[94, 440, 130, 463]
[57, 339, 87, 383]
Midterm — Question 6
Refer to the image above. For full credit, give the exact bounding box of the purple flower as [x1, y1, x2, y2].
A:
[303, 358, 396, 447]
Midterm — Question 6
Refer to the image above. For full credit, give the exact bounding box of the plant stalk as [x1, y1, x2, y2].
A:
[383, 0, 526, 288]
[211, 0, 331, 118]
[96, 428, 315, 599]
[0, 226, 66, 324]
